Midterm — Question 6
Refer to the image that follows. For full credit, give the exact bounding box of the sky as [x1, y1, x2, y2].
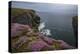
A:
[11, 1, 78, 15]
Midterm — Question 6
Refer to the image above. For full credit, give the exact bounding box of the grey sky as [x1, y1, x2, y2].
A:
[11, 1, 77, 15]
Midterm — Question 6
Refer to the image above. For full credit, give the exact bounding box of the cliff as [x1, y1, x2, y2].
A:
[11, 8, 40, 30]
[11, 8, 74, 53]
[72, 16, 78, 48]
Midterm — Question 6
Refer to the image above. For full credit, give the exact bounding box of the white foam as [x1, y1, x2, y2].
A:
[38, 22, 51, 36]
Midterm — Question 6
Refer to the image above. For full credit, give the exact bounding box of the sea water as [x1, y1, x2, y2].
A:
[37, 12, 77, 47]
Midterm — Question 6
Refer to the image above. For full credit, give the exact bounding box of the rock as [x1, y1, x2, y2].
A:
[72, 16, 78, 36]
[11, 8, 40, 30]
[72, 16, 78, 48]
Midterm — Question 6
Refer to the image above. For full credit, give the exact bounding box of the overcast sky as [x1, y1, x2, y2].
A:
[11, 1, 77, 15]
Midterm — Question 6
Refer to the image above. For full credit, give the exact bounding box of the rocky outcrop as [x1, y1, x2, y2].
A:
[11, 8, 40, 30]
[72, 16, 78, 48]
[72, 16, 78, 36]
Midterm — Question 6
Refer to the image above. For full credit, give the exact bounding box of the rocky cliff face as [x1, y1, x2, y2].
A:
[72, 16, 78, 36]
[72, 16, 78, 48]
[11, 8, 40, 30]
[11, 8, 74, 53]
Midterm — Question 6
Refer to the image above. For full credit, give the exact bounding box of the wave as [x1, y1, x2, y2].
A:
[38, 22, 51, 36]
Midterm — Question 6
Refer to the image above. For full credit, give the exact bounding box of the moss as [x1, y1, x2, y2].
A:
[52, 43, 61, 50]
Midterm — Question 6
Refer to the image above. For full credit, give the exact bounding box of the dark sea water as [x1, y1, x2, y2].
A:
[37, 12, 77, 47]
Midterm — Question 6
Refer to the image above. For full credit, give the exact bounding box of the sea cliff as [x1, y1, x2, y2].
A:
[11, 8, 74, 52]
